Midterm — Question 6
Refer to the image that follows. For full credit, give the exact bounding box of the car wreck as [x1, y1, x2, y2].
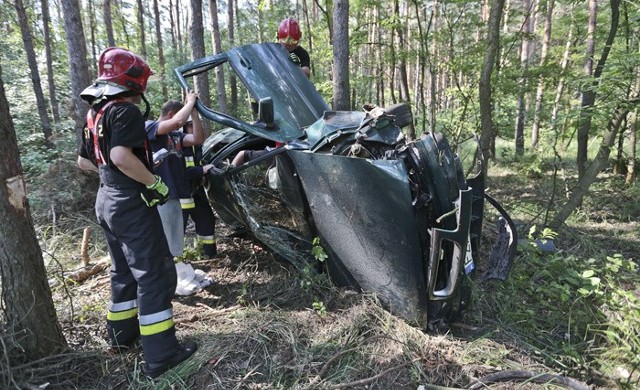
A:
[175, 43, 517, 330]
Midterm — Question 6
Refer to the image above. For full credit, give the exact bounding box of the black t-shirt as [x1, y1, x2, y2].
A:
[79, 100, 153, 175]
[291, 46, 310, 69]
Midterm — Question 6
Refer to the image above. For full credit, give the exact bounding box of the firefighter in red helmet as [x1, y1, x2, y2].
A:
[77, 47, 197, 378]
[277, 17, 311, 77]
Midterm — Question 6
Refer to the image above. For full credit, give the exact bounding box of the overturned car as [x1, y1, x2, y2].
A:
[175, 43, 516, 330]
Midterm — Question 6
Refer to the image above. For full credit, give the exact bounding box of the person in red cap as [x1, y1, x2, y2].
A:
[277, 17, 311, 77]
[77, 47, 197, 379]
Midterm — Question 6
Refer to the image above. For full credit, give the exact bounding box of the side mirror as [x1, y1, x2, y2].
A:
[258, 97, 275, 129]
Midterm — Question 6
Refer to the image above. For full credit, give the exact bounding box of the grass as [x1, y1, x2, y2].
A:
[1, 131, 639, 389]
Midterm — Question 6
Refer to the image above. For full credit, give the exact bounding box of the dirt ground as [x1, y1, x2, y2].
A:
[17, 160, 626, 389]
[41, 216, 594, 390]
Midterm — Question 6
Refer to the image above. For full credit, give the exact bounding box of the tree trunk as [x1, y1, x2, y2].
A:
[479, 0, 505, 173]
[169, 0, 177, 48]
[103, 0, 116, 47]
[551, 100, 636, 228]
[87, 0, 98, 76]
[14, 0, 53, 142]
[375, 5, 384, 106]
[0, 62, 67, 360]
[115, 0, 131, 48]
[302, 0, 313, 54]
[136, 0, 146, 57]
[514, 0, 534, 156]
[531, 0, 554, 149]
[627, 109, 637, 185]
[428, 0, 438, 134]
[209, 0, 228, 113]
[395, 0, 415, 138]
[614, 117, 626, 175]
[257, 4, 264, 43]
[497, 0, 511, 76]
[577, 0, 620, 180]
[60, 0, 93, 149]
[175, 0, 187, 64]
[389, 15, 397, 106]
[576, 0, 598, 178]
[332, 0, 350, 111]
[152, 0, 168, 101]
[550, 20, 573, 132]
[413, 0, 428, 135]
[227, 0, 237, 116]
[626, 58, 640, 185]
[314, 0, 332, 43]
[41, 0, 60, 123]
[190, 0, 211, 134]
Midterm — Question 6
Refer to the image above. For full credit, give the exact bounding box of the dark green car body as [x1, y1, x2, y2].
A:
[175, 43, 516, 329]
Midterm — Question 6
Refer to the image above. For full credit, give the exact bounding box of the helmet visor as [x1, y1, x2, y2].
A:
[279, 36, 299, 46]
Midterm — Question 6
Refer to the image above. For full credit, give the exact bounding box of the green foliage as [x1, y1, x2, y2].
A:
[2, 1, 640, 388]
[74, 303, 103, 324]
[177, 242, 203, 262]
[237, 282, 248, 306]
[300, 237, 331, 316]
[312, 300, 327, 316]
[476, 226, 640, 385]
[504, 151, 554, 178]
[312, 237, 328, 262]
[17, 132, 60, 177]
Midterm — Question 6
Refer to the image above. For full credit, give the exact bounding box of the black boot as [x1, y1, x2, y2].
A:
[110, 336, 141, 354]
[145, 341, 198, 379]
[202, 243, 217, 258]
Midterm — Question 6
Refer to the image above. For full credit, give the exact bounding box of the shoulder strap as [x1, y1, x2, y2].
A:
[86, 98, 126, 166]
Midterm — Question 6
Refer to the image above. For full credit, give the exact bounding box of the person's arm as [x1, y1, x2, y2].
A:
[156, 91, 198, 135]
[297, 47, 311, 78]
[110, 146, 157, 186]
[77, 156, 98, 172]
[182, 109, 204, 147]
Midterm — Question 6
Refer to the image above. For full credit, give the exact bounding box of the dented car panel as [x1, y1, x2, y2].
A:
[290, 152, 429, 324]
[175, 42, 517, 329]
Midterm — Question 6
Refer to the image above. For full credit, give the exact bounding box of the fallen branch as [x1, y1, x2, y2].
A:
[80, 226, 91, 266]
[305, 334, 403, 387]
[195, 302, 240, 315]
[328, 357, 421, 389]
[469, 370, 591, 390]
[65, 261, 109, 284]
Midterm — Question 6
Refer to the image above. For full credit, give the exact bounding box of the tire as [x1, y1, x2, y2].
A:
[384, 103, 413, 128]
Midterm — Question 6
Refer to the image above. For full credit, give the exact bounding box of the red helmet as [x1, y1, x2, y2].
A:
[277, 17, 302, 44]
[97, 47, 153, 94]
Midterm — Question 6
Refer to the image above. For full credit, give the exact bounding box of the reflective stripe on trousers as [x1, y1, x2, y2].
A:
[97, 165, 181, 364]
[180, 197, 195, 209]
[184, 156, 195, 168]
[198, 234, 215, 244]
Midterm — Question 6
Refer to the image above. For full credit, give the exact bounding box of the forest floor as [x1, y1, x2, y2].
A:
[5, 157, 640, 389]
